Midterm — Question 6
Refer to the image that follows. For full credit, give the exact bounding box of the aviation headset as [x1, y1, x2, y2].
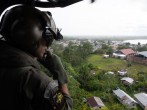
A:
[0, 5, 63, 54]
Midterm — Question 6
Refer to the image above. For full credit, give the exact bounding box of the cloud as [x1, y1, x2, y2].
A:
[40, 0, 147, 37]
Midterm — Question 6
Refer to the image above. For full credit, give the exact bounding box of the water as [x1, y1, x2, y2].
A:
[123, 39, 147, 45]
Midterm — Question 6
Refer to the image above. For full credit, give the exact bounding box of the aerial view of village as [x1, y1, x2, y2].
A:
[50, 36, 147, 110]
[0, 0, 147, 110]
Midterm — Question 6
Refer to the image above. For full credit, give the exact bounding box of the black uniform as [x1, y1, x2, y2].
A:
[0, 40, 72, 110]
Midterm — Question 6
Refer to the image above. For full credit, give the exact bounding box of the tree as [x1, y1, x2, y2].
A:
[138, 42, 141, 46]
[63, 44, 83, 66]
[102, 44, 109, 50]
[63, 41, 93, 66]
[106, 47, 113, 57]
[77, 64, 94, 89]
[78, 42, 93, 59]
[136, 45, 147, 51]
[51, 41, 64, 56]
[94, 49, 105, 54]
[117, 45, 130, 50]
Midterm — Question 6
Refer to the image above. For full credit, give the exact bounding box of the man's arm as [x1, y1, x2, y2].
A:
[37, 51, 72, 109]
[38, 50, 69, 93]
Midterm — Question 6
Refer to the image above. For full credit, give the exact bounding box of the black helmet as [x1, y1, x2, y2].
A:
[0, 5, 63, 54]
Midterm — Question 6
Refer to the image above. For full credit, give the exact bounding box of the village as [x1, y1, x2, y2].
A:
[55, 38, 147, 65]
[85, 48, 147, 110]
[53, 38, 147, 110]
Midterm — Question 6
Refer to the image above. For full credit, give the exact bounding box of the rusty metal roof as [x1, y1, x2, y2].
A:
[87, 96, 105, 108]
[120, 48, 135, 55]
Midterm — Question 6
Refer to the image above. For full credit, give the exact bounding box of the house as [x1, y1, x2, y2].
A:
[120, 48, 136, 56]
[113, 53, 126, 59]
[113, 88, 137, 108]
[105, 71, 114, 75]
[134, 93, 147, 110]
[137, 51, 147, 58]
[121, 77, 134, 86]
[87, 96, 105, 110]
[127, 51, 147, 65]
[113, 48, 136, 59]
[117, 69, 127, 76]
[103, 54, 109, 58]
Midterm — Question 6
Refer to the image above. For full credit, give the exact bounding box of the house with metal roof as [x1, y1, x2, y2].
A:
[117, 69, 127, 76]
[103, 54, 109, 58]
[113, 88, 137, 108]
[127, 51, 147, 65]
[105, 71, 114, 75]
[87, 96, 105, 110]
[120, 49, 136, 56]
[121, 77, 134, 86]
[113, 53, 126, 59]
[113, 48, 136, 59]
[137, 51, 147, 58]
[134, 93, 147, 110]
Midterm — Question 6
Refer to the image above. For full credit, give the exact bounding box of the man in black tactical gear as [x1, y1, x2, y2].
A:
[0, 5, 72, 110]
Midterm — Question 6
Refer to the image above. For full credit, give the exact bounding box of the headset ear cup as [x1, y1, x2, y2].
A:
[11, 20, 24, 37]
[8, 19, 29, 46]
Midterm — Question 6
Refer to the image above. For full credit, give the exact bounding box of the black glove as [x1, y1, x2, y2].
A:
[38, 51, 68, 85]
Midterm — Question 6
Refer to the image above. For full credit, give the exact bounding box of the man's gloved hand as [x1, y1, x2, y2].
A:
[38, 50, 68, 86]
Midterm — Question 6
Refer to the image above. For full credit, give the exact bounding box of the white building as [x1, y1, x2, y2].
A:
[121, 77, 134, 86]
[134, 93, 147, 110]
[113, 88, 137, 108]
[103, 54, 109, 58]
[113, 53, 126, 59]
[117, 70, 127, 76]
[105, 71, 114, 75]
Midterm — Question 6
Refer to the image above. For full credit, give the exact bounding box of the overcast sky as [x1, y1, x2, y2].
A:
[40, 0, 147, 36]
[38, 0, 147, 37]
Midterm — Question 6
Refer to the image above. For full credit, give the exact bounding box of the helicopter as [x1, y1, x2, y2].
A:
[0, 0, 95, 14]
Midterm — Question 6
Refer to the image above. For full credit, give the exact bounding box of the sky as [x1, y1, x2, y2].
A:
[38, 0, 147, 37]
[1, 0, 147, 38]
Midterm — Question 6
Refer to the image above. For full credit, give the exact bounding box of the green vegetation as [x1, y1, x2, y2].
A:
[87, 54, 126, 71]
[85, 54, 147, 110]
[51, 40, 147, 110]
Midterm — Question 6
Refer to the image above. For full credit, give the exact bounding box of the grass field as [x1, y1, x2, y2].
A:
[87, 54, 127, 71]
[87, 54, 147, 75]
